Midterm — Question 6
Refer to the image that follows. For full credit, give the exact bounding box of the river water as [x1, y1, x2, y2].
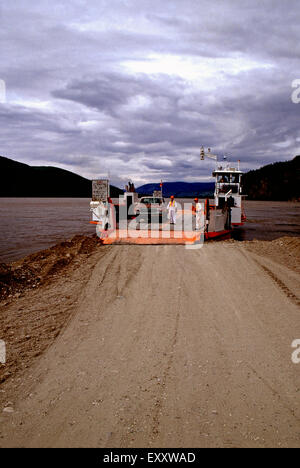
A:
[0, 198, 299, 262]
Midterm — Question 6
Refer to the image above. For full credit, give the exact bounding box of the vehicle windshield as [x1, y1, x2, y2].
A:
[141, 198, 162, 204]
[217, 174, 239, 184]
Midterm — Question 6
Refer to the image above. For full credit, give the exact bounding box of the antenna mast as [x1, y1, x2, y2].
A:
[200, 146, 218, 162]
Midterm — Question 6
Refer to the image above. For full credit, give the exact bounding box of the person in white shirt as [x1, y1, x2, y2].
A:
[192, 198, 204, 231]
[196, 200, 204, 231]
[167, 196, 178, 225]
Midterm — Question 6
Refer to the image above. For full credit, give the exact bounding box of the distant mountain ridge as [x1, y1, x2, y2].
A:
[0, 156, 124, 198]
[136, 182, 215, 198]
[243, 156, 300, 201]
[1, 155, 298, 200]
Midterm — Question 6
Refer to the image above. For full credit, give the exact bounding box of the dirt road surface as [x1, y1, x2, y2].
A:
[0, 240, 299, 447]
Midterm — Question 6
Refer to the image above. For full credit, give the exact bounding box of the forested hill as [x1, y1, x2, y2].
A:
[0, 156, 123, 198]
[243, 156, 300, 201]
[1, 155, 299, 200]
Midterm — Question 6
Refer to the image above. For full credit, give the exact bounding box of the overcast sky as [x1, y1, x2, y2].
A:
[0, 0, 299, 187]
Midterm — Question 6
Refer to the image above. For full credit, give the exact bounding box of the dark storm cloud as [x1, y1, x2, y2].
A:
[53, 73, 185, 114]
[0, 0, 299, 185]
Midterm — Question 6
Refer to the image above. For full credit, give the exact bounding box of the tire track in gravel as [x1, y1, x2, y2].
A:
[257, 263, 300, 307]
[238, 247, 300, 307]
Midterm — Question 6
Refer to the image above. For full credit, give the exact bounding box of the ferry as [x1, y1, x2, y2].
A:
[89, 148, 246, 244]
[205, 149, 247, 238]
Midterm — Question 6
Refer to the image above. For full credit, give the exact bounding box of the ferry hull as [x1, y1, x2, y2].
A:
[89, 206, 232, 245]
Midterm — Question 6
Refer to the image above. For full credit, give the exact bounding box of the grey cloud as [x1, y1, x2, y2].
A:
[0, 0, 299, 186]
